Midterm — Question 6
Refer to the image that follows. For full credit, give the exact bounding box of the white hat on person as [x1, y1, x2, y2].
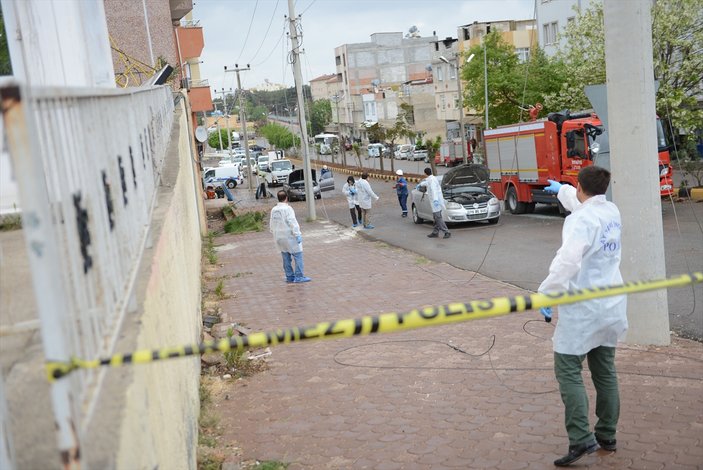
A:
[396, 169, 403, 176]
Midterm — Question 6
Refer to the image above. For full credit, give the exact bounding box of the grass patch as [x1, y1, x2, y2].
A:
[222, 328, 269, 378]
[0, 214, 22, 231]
[198, 451, 225, 470]
[248, 461, 289, 470]
[415, 255, 430, 265]
[222, 204, 235, 219]
[214, 280, 226, 299]
[224, 211, 265, 234]
[204, 231, 218, 265]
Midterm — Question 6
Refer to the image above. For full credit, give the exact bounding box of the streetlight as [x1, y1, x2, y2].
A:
[440, 54, 473, 164]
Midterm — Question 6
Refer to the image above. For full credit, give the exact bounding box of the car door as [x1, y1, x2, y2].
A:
[319, 170, 335, 191]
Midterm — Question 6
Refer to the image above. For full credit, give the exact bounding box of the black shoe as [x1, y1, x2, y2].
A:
[427, 233, 439, 238]
[554, 441, 600, 467]
[443, 232, 451, 239]
[596, 436, 617, 451]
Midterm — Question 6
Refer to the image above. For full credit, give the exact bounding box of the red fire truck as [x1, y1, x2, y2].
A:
[484, 111, 673, 214]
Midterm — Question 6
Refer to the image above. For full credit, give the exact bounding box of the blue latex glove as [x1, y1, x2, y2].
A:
[544, 180, 562, 194]
[296, 235, 302, 244]
[432, 200, 441, 211]
[540, 307, 552, 323]
[349, 188, 356, 195]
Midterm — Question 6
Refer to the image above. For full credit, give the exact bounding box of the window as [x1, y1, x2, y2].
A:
[437, 65, 444, 81]
[516, 47, 530, 63]
[449, 64, 456, 80]
[440, 94, 446, 110]
[335, 56, 341, 66]
[463, 28, 470, 41]
[543, 21, 558, 45]
[567, 17, 575, 26]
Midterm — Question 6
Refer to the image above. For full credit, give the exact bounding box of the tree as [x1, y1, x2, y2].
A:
[366, 123, 387, 173]
[383, 103, 414, 173]
[259, 123, 300, 150]
[207, 128, 230, 151]
[310, 99, 332, 136]
[351, 142, 363, 168]
[547, 0, 703, 138]
[462, 32, 565, 127]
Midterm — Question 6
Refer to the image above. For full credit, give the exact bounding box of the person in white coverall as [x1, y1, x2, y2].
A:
[539, 165, 627, 467]
[342, 175, 362, 227]
[269, 190, 311, 283]
[355, 172, 379, 229]
[417, 167, 450, 239]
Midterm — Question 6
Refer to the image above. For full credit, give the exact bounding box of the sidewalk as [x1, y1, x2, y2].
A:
[205, 192, 703, 469]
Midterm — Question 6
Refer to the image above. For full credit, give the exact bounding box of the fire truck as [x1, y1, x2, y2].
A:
[484, 111, 673, 214]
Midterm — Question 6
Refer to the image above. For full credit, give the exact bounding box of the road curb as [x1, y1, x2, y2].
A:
[673, 187, 703, 201]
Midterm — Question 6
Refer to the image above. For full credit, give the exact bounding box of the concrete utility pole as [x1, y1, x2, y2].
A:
[287, 0, 316, 219]
[440, 55, 469, 164]
[225, 65, 254, 194]
[215, 88, 233, 153]
[332, 92, 346, 166]
[603, 0, 669, 344]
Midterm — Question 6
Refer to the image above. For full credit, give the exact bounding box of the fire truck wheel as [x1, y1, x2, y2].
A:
[506, 186, 527, 214]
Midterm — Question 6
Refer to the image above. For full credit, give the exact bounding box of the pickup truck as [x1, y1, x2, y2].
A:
[262, 159, 294, 186]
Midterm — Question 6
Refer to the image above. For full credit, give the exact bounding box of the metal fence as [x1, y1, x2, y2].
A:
[0, 82, 174, 466]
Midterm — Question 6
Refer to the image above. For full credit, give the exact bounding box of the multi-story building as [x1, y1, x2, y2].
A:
[309, 74, 338, 101]
[332, 32, 442, 142]
[536, 0, 594, 56]
[251, 79, 286, 92]
[104, 0, 213, 137]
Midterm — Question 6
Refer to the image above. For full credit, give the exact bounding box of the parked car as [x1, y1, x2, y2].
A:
[318, 167, 335, 192]
[395, 144, 414, 160]
[283, 169, 321, 201]
[411, 148, 428, 161]
[411, 164, 500, 225]
[257, 155, 270, 172]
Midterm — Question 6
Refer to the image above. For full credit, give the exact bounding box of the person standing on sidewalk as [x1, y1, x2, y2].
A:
[342, 175, 362, 227]
[418, 167, 450, 239]
[269, 190, 311, 283]
[393, 169, 409, 217]
[356, 172, 379, 229]
[538, 165, 627, 467]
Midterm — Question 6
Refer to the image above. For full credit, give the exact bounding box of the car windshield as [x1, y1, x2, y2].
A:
[271, 161, 291, 171]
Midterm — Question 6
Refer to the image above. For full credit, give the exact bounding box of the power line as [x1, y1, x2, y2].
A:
[247, 0, 281, 64]
[252, 18, 287, 67]
[235, 0, 260, 64]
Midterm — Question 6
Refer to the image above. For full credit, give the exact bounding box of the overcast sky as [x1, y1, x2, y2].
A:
[194, 0, 535, 95]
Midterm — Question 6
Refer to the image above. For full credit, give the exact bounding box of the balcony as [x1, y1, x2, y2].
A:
[170, 0, 193, 22]
[188, 81, 213, 113]
[176, 24, 204, 59]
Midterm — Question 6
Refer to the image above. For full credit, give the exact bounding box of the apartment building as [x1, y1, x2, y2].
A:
[536, 0, 594, 56]
[333, 32, 440, 141]
[104, 0, 213, 132]
[309, 74, 338, 101]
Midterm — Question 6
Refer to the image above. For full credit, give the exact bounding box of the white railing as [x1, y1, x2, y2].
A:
[0, 82, 174, 465]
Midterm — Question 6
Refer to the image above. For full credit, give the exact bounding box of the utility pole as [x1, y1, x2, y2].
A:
[440, 55, 468, 164]
[287, 0, 316, 219]
[225, 64, 253, 194]
[603, 0, 669, 344]
[483, 38, 489, 130]
[216, 120, 224, 153]
[216, 88, 233, 154]
[332, 92, 346, 166]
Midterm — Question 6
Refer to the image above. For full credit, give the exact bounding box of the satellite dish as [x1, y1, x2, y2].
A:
[408, 25, 418, 34]
[371, 79, 381, 87]
[195, 126, 208, 143]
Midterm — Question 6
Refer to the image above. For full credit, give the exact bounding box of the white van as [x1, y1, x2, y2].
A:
[202, 166, 242, 189]
[263, 159, 294, 186]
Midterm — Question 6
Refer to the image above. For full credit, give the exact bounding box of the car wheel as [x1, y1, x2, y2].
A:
[315, 193, 321, 200]
[487, 217, 499, 225]
[412, 204, 424, 224]
[506, 186, 526, 214]
[226, 179, 237, 189]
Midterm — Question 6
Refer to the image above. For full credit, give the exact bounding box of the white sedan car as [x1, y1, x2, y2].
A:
[411, 164, 501, 225]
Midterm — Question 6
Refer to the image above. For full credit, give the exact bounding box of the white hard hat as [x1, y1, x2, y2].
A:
[323, 165, 328, 170]
[396, 169, 403, 176]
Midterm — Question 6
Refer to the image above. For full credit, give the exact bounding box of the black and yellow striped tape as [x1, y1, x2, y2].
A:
[45, 272, 702, 382]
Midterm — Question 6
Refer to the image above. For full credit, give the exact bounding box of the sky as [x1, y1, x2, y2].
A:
[194, 0, 535, 97]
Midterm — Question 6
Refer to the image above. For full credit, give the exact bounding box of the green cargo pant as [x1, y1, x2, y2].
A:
[554, 346, 620, 446]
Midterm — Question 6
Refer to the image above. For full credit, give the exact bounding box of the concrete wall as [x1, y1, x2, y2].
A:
[83, 97, 203, 469]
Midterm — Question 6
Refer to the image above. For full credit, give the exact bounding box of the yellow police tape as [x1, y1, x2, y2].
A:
[45, 272, 702, 382]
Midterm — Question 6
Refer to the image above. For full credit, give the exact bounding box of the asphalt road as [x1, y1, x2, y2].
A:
[309, 170, 703, 341]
